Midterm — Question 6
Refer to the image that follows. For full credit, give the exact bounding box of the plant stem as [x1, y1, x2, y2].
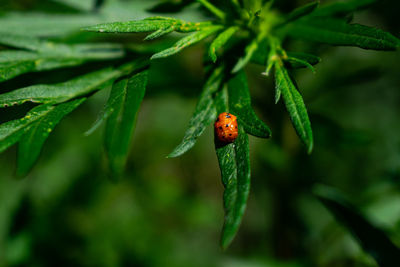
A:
[197, 0, 226, 21]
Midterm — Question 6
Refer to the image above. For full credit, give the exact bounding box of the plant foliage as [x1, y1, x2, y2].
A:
[0, 0, 399, 253]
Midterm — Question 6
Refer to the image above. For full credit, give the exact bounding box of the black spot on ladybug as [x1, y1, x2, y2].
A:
[225, 114, 231, 118]
[229, 134, 232, 136]
[235, 126, 237, 129]
[219, 126, 222, 130]
[225, 124, 229, 127]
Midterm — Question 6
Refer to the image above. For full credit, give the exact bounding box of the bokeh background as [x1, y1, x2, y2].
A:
[0, 0, 399, 266]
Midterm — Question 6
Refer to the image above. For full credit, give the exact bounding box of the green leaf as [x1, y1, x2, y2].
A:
[168, 66, 224, 158]
[83, 17, 212, 35]
[85, 60, 149, 136]
[228, 71, 271, 138]
[105, 70, 148, 177]
[0, 52, 83, 83]
[0, 48, 123, 82]
[83, 18, 175, 33]
[285, 57, 316, 73]
[0, 33, 124, 55]
[223, 125, 250, 249]
[0, 105, 54, 153]
[17, 98, 86, 176]
[0, 68, 117, 106]
[232, 38, 259, 73]
[312, 0, 375, 17]
[214, 87, 251, 250]
[0, 60, 147, 107]
[209, 26, 239, 62]
[151, 25, 223, 59]
[0, 32, 49, 52]
[144, 26, 175, 41]
[274, 62, 313, 153]
[314, 185, 400, 267]
[286, 52, 321, 69]
[0, 34, 124, 82]
[286, 18, 400, 51]
[285, 0, 319, 23]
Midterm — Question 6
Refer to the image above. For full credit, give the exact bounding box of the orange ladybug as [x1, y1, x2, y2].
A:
[214, 112, 238, 143]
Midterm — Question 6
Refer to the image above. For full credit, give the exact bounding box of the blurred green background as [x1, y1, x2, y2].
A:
[0, 0, 400, 266]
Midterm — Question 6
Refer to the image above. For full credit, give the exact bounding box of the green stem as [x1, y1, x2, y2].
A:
[264, 36, 284, 75]
[197, 0, 226, 21]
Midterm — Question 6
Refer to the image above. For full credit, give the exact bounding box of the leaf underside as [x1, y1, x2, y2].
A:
[274, 62, 313, 153]
[0, 33, 124, 82]
[228, 70, 271, 138]
[286, 18, 400, 50]
[105, 70, 148, 178]
[17, 98, 86, 176]
[0, 105, 54, 154]
[214, 87, 251, 250]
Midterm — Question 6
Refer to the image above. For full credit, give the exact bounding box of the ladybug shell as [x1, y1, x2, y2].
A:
[214, 112, 238, 143]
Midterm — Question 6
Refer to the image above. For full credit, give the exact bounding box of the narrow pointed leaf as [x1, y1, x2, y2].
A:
[286, 52, 321, 69]
[105, 70, 148, 177]
[209, 26, 239, 62]
[0, 105, 54, 153]
[17, 98, 86, 176]
[286, 57, 316, 73]
[228, 71, 271, 138]
[0, 58, 36, 82]
[285, 0, 319, 23]
[223, 124, 250, 249]
[85, 60, 149, 136]
[214, 88, 251, 249]
[314, 185, 400, 267]
[168, 66, 224, 158]
[0, 68, 120, 107]
[0, 60, 146, 107]
[275, 62, 313, 153]
[83, 17, 212, 34]
[83, 19, 175, 33]
[0, 36, 124, 82]
[312, 0, 376, 17]
[286, 18, 400, 50]
[0, 52, 84, 82]
[0, 32, 49, 51]
[144, 26, 174, 41]
[0, 32, 124, 55]
[151, 25, 223, 59]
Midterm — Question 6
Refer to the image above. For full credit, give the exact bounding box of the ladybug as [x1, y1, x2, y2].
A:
[214, 112, 238, 143]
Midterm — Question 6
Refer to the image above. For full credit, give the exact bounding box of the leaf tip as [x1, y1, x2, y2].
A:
[210, 53, 217, 63]
[166, 149, 181, 158]
[306, 140, 314, 154]
[220, 236, 232, 251]
[150, 53, 162, 60]
[81, 25, 102, 32]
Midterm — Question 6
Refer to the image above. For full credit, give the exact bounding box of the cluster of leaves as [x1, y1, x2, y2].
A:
[0, 0, 399, 253]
